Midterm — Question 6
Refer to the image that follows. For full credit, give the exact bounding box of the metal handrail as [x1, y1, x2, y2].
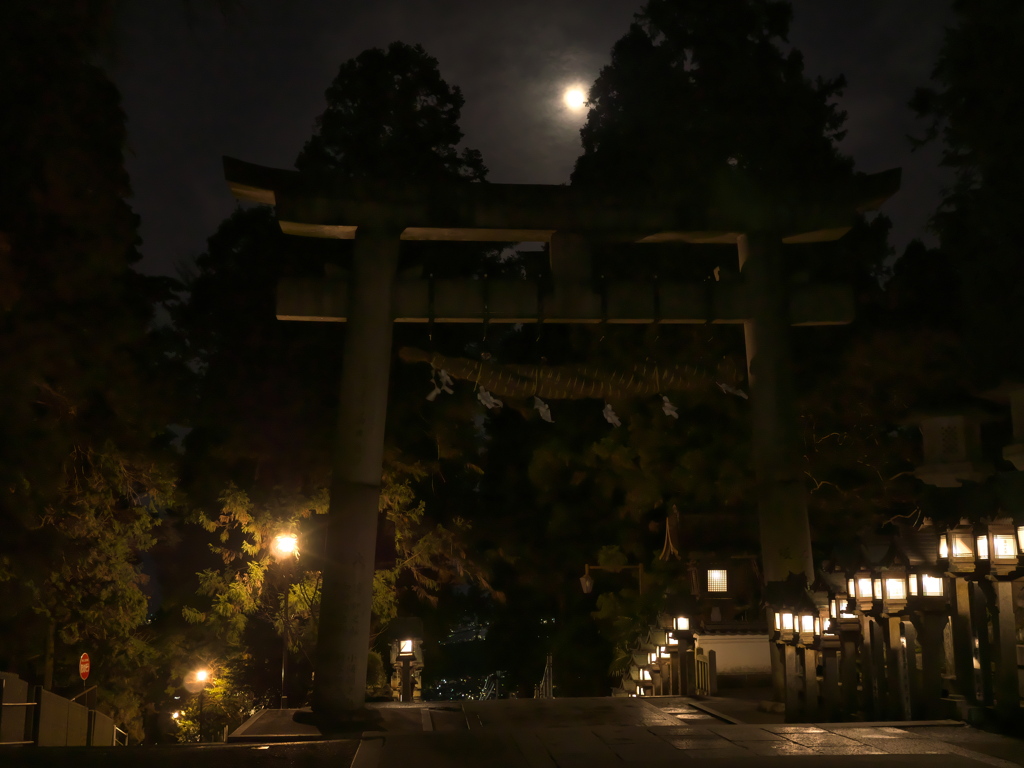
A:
[70, 685, 97, 702]
[0, 678, 37, 746]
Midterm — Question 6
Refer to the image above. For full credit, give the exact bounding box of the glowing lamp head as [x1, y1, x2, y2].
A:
[673, 616, 690, 632]
[273, 534, 298, 557]
[195, 669, 208, 683]
[400, 639, 414, 655]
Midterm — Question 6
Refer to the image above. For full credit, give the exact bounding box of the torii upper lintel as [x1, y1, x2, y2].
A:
[223, 156, 900, 245]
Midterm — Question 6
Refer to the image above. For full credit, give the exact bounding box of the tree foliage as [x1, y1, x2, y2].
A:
[0, 0, 182, 740]
[296, 41, 487, 183]
[572, 0, 851, 193]
[910, 0, 1024, 380]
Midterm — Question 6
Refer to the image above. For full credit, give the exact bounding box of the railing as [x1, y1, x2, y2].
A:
[0, 679, 37, 745]
[533, 654, 553, 698]
[694, 650, 711, 696]
[0, 677, 127, 746]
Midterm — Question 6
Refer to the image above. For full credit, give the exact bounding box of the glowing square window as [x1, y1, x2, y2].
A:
[707, 569, 728, 592]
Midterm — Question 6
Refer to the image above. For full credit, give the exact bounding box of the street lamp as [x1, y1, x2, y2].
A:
[191, 668, 210, 742]
[272, 533, 299, 708]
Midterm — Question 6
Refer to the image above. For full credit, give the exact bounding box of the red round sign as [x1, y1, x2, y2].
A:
[79, 653, 90, 681]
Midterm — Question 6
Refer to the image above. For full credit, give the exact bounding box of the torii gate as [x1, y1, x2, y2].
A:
[223, 157, 900, 723]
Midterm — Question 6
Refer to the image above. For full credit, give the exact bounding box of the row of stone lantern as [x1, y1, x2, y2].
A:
[767, 514, 1024, 724]
[615, 614, 719, 698]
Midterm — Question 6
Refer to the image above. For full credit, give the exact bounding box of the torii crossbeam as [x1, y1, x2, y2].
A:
[222, 156, 900, 723]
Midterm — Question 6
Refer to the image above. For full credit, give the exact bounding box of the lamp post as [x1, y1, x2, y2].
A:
[393, 638, 421, 702]
[189, 668, 210, 743]
[272, 534, 299, 709]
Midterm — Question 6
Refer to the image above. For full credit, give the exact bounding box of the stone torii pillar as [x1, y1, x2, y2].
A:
[221, 158, 900, 723]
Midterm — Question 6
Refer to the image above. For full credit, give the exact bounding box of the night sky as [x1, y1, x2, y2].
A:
[112, 0, 954, 278]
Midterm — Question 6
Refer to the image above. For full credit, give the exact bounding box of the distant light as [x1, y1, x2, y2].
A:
[563, 87, 586, 111]
[707, 569, 728, 593]
[171, 711, 180, 720]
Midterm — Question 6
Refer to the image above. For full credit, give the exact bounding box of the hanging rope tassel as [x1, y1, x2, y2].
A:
[426, 367, 455, 401]
[533, 397, 553, 423]
[717, 381, 748, 400]
[602, 402, 622, 427]
[477, 386, 503, 410]
[661, 395, 679, 419]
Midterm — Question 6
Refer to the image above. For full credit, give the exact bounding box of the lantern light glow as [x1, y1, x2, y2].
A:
[976, 536, 989, 560]
[921, 575, 944, 597]
[885, 578, 906, 600]
[993, 534, 1016, 558]
[857, 578, 873, 598]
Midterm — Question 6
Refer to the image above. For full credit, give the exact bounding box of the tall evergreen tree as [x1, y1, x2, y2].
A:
[0, 1, 181, 739]
[911, 0, 1024, 381]
[174, 42, 499, 703]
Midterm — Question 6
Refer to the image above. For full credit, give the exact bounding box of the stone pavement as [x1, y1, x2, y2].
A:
[6, 698, 1021, 768]
[352, 698, 1024, 768]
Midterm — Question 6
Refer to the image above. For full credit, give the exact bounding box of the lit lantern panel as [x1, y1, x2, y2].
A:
[1018, 526, 1024, 553]
[939, 538, 949, 558]
[400, 639, 414, 654]
[873, 579, 882, 600]
[673, 616, 690, 631]
[976, 536, 988, 560]
[951, 535, 973, 557]
[921, 575, 944, 597]
[781, 613, 794, 631]
[800, 615, 814, 634]
[992, 535, 1016, 558]
[908, 578, 918, 596]
[857, 578, 873, 599]
[847, 579, 856, 596]
[885, 578, 906, 600]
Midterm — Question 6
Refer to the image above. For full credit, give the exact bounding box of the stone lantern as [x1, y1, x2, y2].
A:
[910, 412, 993, 488]
[980, 383, 1024, 470]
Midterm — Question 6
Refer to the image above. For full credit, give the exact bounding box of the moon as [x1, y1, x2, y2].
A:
[563, 87, 586, 111]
